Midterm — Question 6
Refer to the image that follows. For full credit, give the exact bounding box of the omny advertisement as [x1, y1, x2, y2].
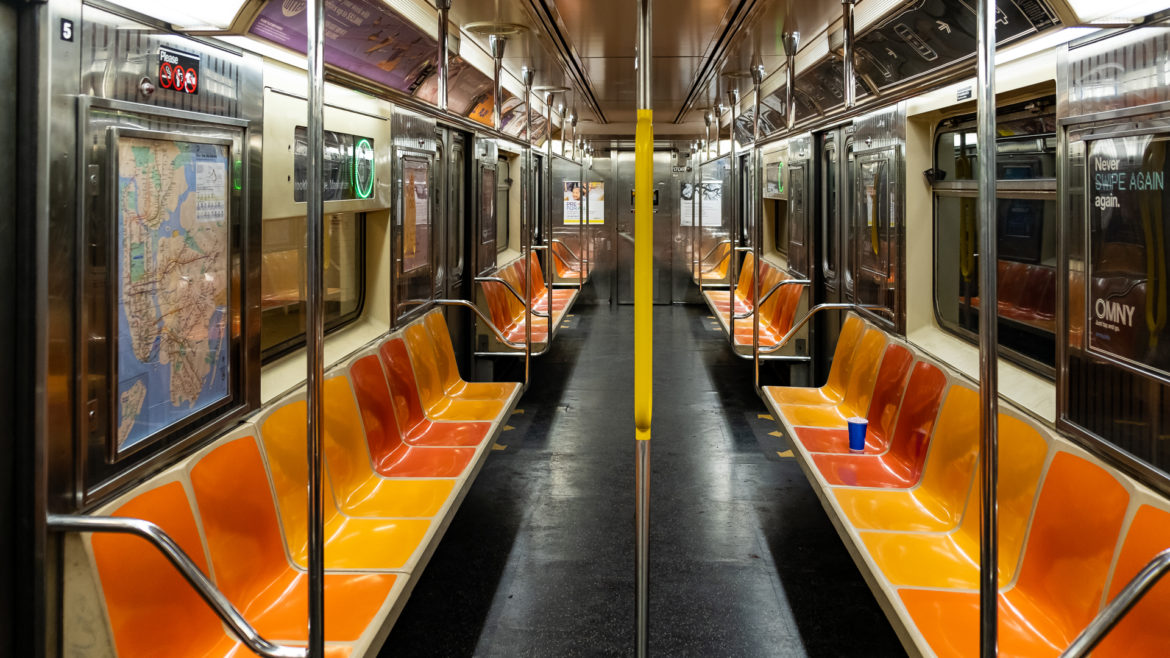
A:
[563, 181, 605, 225]
[1087, 133, 1170, 376]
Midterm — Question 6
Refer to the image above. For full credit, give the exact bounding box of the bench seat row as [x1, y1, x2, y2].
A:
[550, 240, 592, 284]
[763, 313, 1170, 657]
[701, 252, 805, 353]
[482, 252, 578, 346]
[68, 309, 521, 657]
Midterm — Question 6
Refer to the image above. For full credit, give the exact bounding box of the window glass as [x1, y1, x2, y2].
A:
[822, 141, 837, 277]
[402, 158, 430, 273]
[480, 167, 496, 245]
[497, 156, 510, 252]
[788, 163, 808, 276]
[773, 199, 789, 254]
[261, 213, 364, 359]
[932, 97, 1058, 373]
[855, 156, 895, 312]
[935, 197, 1057, 367]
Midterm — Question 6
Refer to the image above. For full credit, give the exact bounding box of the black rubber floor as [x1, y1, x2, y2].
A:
[383, 303, 906, 657]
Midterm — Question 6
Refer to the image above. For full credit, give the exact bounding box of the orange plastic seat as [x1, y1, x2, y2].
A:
[422, 311, 519, 400]
[732, 273, 805, 347]
[777, 327, 888, 428]
[900, 452, 1130, 658]
[695, 241, 730, 283]
[832, 385, 978, 531]
[795, 343, 914, 454]
[91, 482, 252, 657]
[348, 356, 475, 478]
[705, 252, 757, 315]
[378, 338, 492, 446]
[481, 266, 551, 344]
[764, 314, 866, 408]
[551, 241, 588, 280]
[524, 252, 576, 312]
[811, 361, 947, 487]
[259, 401, 433, 570]
[401, 329, 506, 420]
[860, 413, 1049, 588]
[1094, 504, 1170, 656]
[190, 436, 396, 643]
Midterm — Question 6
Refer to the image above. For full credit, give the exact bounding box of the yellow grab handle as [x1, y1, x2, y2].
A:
[634, 108, 654, 436]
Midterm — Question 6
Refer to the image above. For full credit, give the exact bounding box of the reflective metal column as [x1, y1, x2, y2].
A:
[490, 35, 506, 132]
[751, 64, 764, 390]
[304, 0, 326, 654]
[436, 0, 451, 112]
[975, 0, 999, 654]
[841, 0, 856, 110]
[633, 1, 653, 655]
[522, 67, 534, 387]
[783, 33, 799, 132]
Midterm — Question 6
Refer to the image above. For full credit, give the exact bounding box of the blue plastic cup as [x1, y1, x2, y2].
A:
[847, 417, 868, 452]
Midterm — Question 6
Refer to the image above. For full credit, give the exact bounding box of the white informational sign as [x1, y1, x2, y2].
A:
[564, 181, 606, 225]
[680, 182, 695, 226]
[699, 180, 723, 228]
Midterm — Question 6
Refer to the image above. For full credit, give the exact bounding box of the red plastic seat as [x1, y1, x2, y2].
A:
[794, 343, 914, 454]
[900, 452, 1131, 658]
[810, 361, 947, 487]
[378, 338, 493, 445]
[349, 355, 475, 477]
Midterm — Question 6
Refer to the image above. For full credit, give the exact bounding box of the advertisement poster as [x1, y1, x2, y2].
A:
[1087, 134, 1170, 374]
[250, 0, 435, 95]
[563, 181, 605, 225]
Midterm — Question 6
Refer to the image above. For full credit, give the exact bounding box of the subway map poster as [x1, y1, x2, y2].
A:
[115, 136, 231, 452]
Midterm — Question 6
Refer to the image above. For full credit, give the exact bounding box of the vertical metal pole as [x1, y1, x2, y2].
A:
[522, 67, 534, 388]
[976, 0, 999, 654]
[841, 0, 856, 110]
[436, 0, 451, 112]
[751, 64, 764, 391]
[783, 33, 799, 132]
[304, 0, 326, 655]
[546, 95, 555, 320]
[634, 1, 653, 656]
[490, 35, 506, 133]
[579, 134, 586, 293]
[727, 88, 739, 347]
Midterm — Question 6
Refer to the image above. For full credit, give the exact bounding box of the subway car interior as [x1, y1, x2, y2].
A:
[8, 0, 1170, 655]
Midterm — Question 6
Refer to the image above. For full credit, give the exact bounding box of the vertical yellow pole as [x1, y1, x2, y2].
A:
[634, 110, 653, 441]
[634, 1, 652, 655]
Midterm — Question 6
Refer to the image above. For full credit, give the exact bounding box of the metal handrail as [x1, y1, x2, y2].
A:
[732, 279, 811, 320]
[400, 299, 527, 350]
[474, 276, 552, 319]
[549, 239, 583, 262]
[758, 303, 888, 354]
[1061, 548, 1170, 657]
[48, 514, 307, 658]
[734, 245, 753, 253]
[698, 239, 731, 265]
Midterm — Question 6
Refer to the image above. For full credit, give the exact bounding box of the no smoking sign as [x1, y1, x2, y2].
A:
[158, 46, 201, 95]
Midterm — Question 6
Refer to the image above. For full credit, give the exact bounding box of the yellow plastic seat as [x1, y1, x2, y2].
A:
[860, 413, 1049, 588]
[402, 326, 507, 421]
[259, 401, 432, 571]
[764, 315, 866, 407]
[321, 375, 459, 517]
[422, 311, 518, 400]
[777, 327, 887, 428]
[832, 385, 979, 531]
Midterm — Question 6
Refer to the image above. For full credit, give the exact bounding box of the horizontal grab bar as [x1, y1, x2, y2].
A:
[473, 277, 552, 319]
[732, 279, 811, 320]
[758, 302, 884, 353]
[48, 514, 307, 658]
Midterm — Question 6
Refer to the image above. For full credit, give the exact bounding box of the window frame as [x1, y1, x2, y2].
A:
[259, 212, 368, 363]
[931, 102, 1059, 379]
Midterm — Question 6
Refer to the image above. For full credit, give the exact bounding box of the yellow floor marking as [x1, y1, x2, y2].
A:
[769, 431, 784, 438]
[777, 450, 794, 458]
[502, 424, 516, 432]
[706, 315, 715, 319]
[512, 409, 525, 415]
[492, 443, 507, 451]
[566, 314, 575, 317]
[758, 413, 774, 420]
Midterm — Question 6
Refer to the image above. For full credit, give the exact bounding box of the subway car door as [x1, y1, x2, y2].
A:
[444, 129, 474, 370]
[813, 125, 853, 379]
